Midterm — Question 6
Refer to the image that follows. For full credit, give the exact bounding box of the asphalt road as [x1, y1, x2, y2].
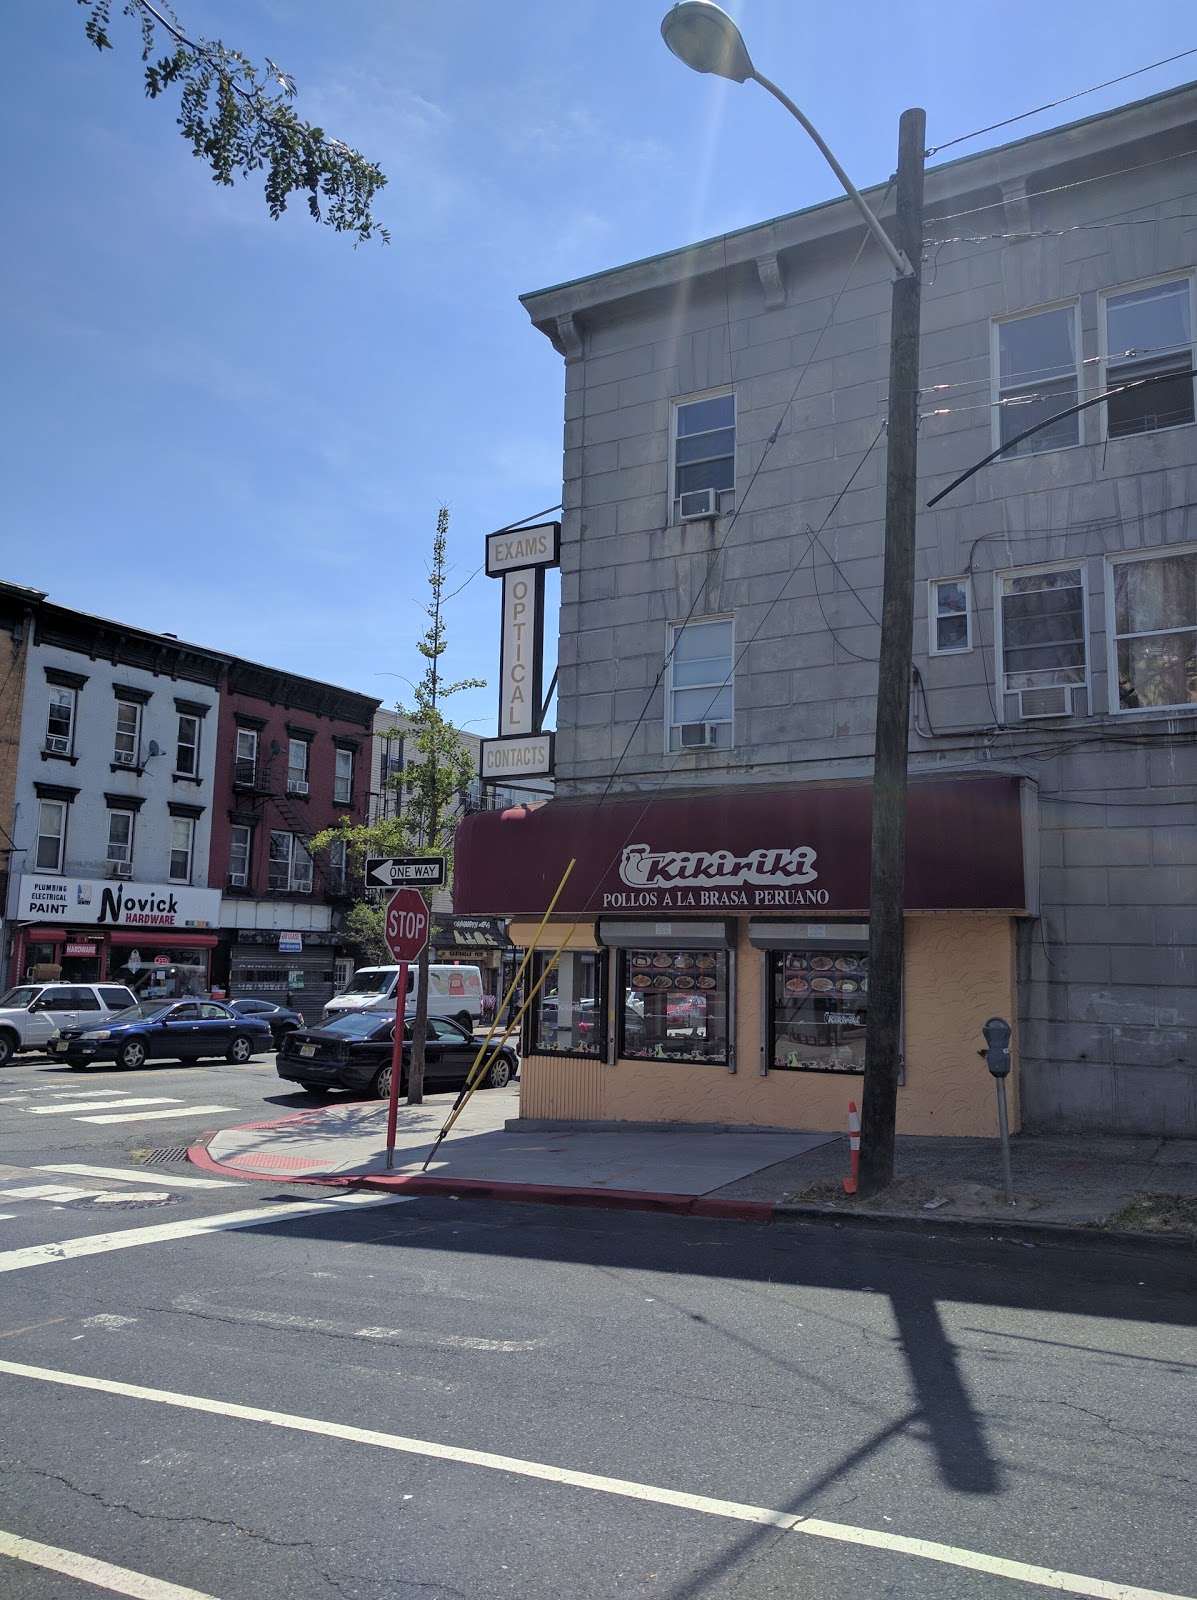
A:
[1, 1052, 1195, 1600]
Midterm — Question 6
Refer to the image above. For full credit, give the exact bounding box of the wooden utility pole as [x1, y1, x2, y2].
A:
[857, 107, 926, 1197]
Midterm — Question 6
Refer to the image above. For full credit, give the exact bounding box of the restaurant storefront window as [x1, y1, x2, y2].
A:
[596, 920, 734, 1067]
[531, 949, 604, 1056]
[751, 921, 872, 1075]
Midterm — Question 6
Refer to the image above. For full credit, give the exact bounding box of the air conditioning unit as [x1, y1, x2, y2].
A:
[113, 751, 136, 766]
[46, 735, 70, 754]
[107, 861, 133, 879]
[679, 487, 716, 521]
[228, 871, 247, 888]
[287, 779, 309, 796]
[1015, 685, 1079, 720]
[679, 722, 719, 749]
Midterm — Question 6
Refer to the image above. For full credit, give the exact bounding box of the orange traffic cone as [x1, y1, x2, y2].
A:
[843, 1101, 860, 1194]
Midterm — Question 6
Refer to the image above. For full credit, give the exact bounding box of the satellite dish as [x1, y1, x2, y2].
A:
[147, 740, 161, 757]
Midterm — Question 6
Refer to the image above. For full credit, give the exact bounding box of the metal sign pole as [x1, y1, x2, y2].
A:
[384, 960, 409, 1169]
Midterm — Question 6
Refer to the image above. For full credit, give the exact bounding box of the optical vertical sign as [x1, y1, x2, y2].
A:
[484, 522, 560, 773]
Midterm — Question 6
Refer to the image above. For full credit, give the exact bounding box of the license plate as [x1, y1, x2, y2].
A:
[299, 1044, 316, 1058]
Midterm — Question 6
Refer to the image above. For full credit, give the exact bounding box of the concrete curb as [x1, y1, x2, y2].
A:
[773, 1202, 1195, 1254]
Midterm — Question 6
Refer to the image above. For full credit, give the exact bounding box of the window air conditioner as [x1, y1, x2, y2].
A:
[1016, 685, 1076, 720]
[46, 735, 70, 754]
[286, 779, 309, 796]
[228, 871, 247, 888]
[108, 861, 134, 879]
[679, 487, 716, 521]
[679, 722, 719, 749]
[113, 751, 136, 766]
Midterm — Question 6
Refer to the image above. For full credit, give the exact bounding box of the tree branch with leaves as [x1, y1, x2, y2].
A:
[77, 0, 389, 243]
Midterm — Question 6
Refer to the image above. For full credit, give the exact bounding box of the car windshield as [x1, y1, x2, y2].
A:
[338, 972, 393, 997]
[109, 1002, 177, 1022]
[0, 987, 40, 1009]
[322, 1013, 392, 1038]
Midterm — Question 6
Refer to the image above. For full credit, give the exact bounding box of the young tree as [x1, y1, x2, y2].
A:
[313, 507, 483, 1102]
[77, 0, 389, 243]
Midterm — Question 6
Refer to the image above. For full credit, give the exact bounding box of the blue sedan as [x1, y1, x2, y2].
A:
[50, 1000, 275, 1071]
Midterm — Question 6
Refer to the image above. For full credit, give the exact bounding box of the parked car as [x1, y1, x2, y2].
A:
[0, 982, 138, 1067]
[227, 998, 305, 1047]
[50, 999, 274, 1071]
[277, 1011, 518, 1099]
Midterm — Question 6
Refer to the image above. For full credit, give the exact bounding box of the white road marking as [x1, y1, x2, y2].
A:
[0, 1089, 129, 1101]
[25, 1098, 178, 1116]
[79, 1105, 238, 1125]
[0, 1527, 221, 1599]
[172, 1296, 545, 1352]
[0, 1359, 1188, 1600]
[36, 1164, 239, 1189]
[0, 1185, 109, 1203]
[0, 1193, 404, 1273]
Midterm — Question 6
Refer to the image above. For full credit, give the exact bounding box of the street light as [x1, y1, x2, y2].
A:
[662, 1, 926, 1196]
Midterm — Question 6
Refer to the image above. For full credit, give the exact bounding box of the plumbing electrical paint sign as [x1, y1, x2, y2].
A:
[17, 876, 220, 928]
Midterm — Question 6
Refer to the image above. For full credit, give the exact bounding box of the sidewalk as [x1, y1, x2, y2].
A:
[190, 1086, 1197, 1247]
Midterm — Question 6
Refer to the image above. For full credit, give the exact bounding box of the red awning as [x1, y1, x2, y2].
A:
[106, 931, 219, 948]
[454, 776, 1034, 919]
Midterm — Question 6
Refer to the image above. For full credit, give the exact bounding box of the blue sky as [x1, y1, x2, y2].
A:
[2, 1, 1193, 738]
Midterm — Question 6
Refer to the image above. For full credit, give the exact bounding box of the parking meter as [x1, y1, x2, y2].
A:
[982, 1016, 1012, 1078]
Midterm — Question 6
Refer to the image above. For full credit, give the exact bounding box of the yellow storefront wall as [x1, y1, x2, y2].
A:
[513, 914, 1019, 1137]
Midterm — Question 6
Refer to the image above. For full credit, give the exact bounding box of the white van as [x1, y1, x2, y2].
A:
[322, 964, 484, 1029]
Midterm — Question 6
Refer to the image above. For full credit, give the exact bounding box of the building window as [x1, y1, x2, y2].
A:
[229, 825, 252, 888]
[929, 578, 972, 654]
[668, 617, 734, 751]
[530, 950, 604, 1057]
[234, 727, 258, 787]
[169, 816, 195, 883]
[997, 566, 1087, 720]
[1108, 545, 1197, 712]
[768, 947, 868, 1073]
[176, 715, 200, 777]
[287, 738, 310, 795]
[621, 948, 728, 1065]
[994, 305, 1080, 454]
[106, 810, 134, 867]
[673, 392, 735, 516]
[113, 701, 141, 767]
[36, 800, 66, 871]
[46, 688, 75, 756]
[328, 837, 347, 894]
[333, 746, 354, 805]
[1103, 277, 1195, 437]
[269, 831, 313, 894]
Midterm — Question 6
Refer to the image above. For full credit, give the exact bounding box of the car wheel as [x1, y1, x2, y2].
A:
[486, 1053, 513, 1090]
[303, 1084, 330, 1097]
[227, 1034, 255, 1065]
[0, 1032, 16, 1068]
[372, 1063, 395, 1100]
[454, 1011, 474, 1033]
[118, 1039, 147, 1071]
[67, 1058, 90, 1071]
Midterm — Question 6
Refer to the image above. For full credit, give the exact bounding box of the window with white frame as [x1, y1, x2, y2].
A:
[268, 831, 313, 893]
[229, 824, 252, 887]
[36, 801, 66, 870]
[329, 836, 347, 893]
[176, 714, 200, 777]
[673, 393, 735, 517]
[1108, 546, 1197, 712]
[234, 727, 258, 786]
[113, 701, 140, 766]
[994, 305, 1080, 454]
[997, 566, 1088, 719]
[333, 746, 353, 805]
[287, 738, 310, 794]
[107, 810, 134, 866]
[169, 816, 195, 882]
[929, 578, 972, 654]
[46, 688, 75, 756]
[1103, 278, 1195, 437]
[668, 617, 734, 750]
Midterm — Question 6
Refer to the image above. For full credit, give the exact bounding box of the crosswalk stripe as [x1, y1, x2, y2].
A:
[35, 1165, 239, 1190]
[0, 1526, 222, 1599]
[25, 1099, 178, 1116]
[78, 1106, 238, 1125]
[0, 1186, 109, 1203]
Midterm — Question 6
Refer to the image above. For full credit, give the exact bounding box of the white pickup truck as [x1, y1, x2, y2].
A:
[0, 981, 138, 1067]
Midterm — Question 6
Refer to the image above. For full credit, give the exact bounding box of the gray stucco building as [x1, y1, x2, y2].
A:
[457, 82, 1196, 1138]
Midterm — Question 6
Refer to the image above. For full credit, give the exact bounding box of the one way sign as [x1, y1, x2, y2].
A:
[365, 856, 447, 889]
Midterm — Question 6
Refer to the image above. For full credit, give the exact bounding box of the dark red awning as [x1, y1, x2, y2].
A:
[454, 776, 1034, 920]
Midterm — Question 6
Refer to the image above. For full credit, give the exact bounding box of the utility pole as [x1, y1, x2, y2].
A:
[857, 107, 926, 1197]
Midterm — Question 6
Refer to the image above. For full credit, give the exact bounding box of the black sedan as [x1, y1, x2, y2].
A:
[51, 1000, 274, 1071]
[276, 1011, 518, 1099]
[228, 998, 305, 1047]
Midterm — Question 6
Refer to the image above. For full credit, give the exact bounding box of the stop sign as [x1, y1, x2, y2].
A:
[384, 888, 429, 962]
